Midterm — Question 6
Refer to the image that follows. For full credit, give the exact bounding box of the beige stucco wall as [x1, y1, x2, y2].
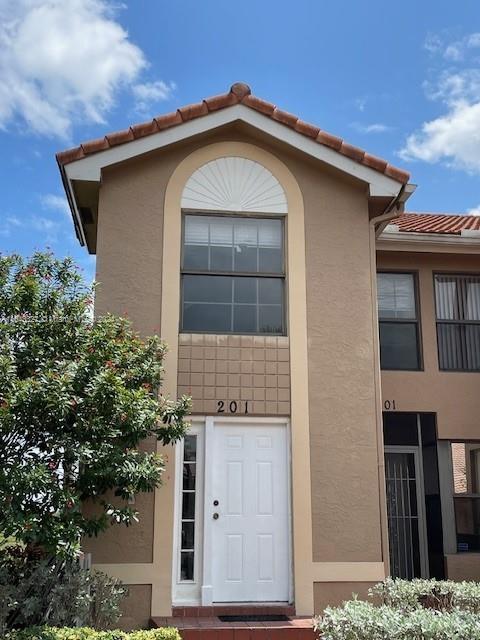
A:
[91, 124, 387, 623]
[445, 554, 480, 581]
[378, 251, 480, 440]
[314, 581, 375, 613]
[299, 165, 384, 563]
[82, 438, 155, 563]
[117, 585, 153, 631]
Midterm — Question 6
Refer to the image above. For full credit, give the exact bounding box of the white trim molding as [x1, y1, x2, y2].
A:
[172, 419, 206, 605]
[182, 157, 287, 213]
[64, 105, 405, 204]
[311, 562, 385, 582]
[161, 142, 313, 613]
[92, 563, 155, 584]
[377, 231, 480, 254]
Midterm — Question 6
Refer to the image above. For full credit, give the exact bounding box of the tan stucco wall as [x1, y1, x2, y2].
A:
[92, 124, 387, 623]
[378, 251, 480, 440]
[95, 156, 165, 332]
[314, 581, 375, 613]
[445, 554, 480, 581]
[117, 585, 153, 631]
[299, 165, 383, 563]
[83, 492, 154, 564]
[82, 439, 155, 563]
[91, 151, 174, 568]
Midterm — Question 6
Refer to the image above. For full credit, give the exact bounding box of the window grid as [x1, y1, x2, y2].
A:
[434, 274, 480, 372]
[179, 435, 197, 582]
[181, 213, 286, 335]
[182, 276, 284, 335]
[377, 272, 422, 371]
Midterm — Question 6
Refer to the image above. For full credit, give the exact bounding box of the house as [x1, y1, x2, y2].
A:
[57, 83, 480, 630]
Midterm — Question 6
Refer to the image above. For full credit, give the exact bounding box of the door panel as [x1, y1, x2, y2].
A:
[212, 424, 289, 602]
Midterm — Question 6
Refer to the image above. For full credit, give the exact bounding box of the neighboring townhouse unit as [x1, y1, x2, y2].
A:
[57, 83, 480, 630]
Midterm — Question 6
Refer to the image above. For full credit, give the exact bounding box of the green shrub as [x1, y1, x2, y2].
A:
[0, 546, 127, 633]
[5, 627, 181, 640]
[314, 598, 480, 640]
[369, 577, 480, 613]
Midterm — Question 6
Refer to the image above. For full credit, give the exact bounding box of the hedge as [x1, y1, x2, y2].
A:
[369, 577, 480, 613]
[5, 627, 181, 640]
[314, 598, 480, 640]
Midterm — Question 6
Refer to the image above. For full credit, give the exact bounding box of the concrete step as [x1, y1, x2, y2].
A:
[171, 605, 296, 618]
[150, 616, 315, 640]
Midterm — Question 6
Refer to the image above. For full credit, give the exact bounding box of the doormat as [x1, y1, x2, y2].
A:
[218, 615, 289, 622]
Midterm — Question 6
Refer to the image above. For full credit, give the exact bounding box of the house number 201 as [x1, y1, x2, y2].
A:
[217, 400, 249, 414]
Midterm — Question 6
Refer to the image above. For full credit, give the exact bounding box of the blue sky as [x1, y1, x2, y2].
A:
[1, 0, 480, 283]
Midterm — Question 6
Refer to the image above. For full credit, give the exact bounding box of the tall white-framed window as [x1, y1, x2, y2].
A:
[172, 421, 205, 604]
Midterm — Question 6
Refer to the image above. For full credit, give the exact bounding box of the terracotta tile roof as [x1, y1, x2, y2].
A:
[56, 82, 410, 184]
[394, 212, 480, 235]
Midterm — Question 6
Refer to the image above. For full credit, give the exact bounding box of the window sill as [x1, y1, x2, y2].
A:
[381, 368, 424, 372]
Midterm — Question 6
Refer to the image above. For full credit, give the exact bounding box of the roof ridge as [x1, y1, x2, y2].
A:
[402, 211, 479, 218]
[56, 82, 410, 184]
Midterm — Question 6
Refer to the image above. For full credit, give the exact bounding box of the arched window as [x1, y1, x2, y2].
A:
[180, 158, 287, 335]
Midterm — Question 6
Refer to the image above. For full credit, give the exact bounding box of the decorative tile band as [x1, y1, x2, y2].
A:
[177, 334, 290, 416]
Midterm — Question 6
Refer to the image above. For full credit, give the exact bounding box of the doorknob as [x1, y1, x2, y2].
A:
[213, 499, 219, 506]
[213, 513, 219, 520]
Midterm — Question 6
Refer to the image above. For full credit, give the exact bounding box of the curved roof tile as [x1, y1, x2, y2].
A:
[394, 212, 480, 235]
[56, 82, 410, 184]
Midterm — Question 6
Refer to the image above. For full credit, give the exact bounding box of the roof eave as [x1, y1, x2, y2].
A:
[61, 104, 409, 248]
[63, 105, 405, 193]
[377, 230, 480, 254]
[57, 157, 87, 247]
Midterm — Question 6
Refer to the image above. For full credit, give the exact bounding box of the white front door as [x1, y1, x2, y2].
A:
[211, 423, 290, 602]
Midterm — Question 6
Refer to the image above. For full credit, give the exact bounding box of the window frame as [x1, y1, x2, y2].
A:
[174, 423, 205, 591]
[377, 270, 423, 371]
[180, 210, 287, 336]
[450, 441, 480, 553]
[433, 271, 480, 373]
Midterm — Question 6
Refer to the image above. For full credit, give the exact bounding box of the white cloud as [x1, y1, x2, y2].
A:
[424, 33, 442, 54]
[468, 33, 480, 48]
[0, 215, 24, 236]
[424, 69, 480, 103]
[6, 215, 22, 227]
[0, 0, 148, 138]
[0, 211, 67, 242]
[31, 216, 57, 232]
[354, 97, 367, 112]
[467, 205, 480, 216]
[400, 34, 480, 173]
[443, 33, 480, 61]
[351, 122, 392, 134]
[40, 193, 70, 217]
[132, 80, 176, 114]
[424, 32, 480, 61]
[400, 101, 480, 171]
[444, 44, 463, 62]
